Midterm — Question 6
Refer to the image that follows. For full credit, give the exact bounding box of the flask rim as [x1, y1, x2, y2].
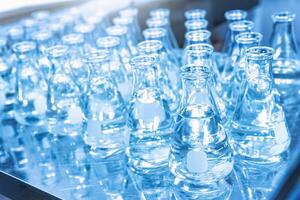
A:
[229, 20, 254, 32]
[181, 64, 211, 79]
[45, 45, 68, 58]
[119, 7, 139, 17]
[146, 17, 168, 28]
[246, 46, 274, 60]
[106, 25, 128, 36]
[82, 49, 110, 63]
[12, 41, 36, 54]
[150, 8, 170, 18]
[185, 43, 214, 56]
[113, 16, 134, 26]
[225, 9, 247, 21]
[143, 28, 167, 39]
[137, 40, 163, 54]
[130, 55, 157, 68]
[184, 9, 207, 20]
[185, 30, 211, 42]
[74, 23, 95, 34]
[235, 32, 263, 44]
[31, 30, 53, 42]
[184, 19, 208, 30]
[97, 36, 120, 48]
[62, 33, 84, 45]
[272, 11, 295, 22]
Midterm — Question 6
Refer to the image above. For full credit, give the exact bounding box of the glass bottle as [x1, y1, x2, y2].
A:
[270, 11, 300, 130]
[83, 50, 128, 199]
[119, 7, 142, 42]
[184, 19, 208, 32]
[96, 36, 132, 102]
[146, 17, 179, 50]
[184, 9, 207, 20]
[169, 64, 234, 200]
[222, 9, 248, 53]
[106, 25, 134, 64]
[126, 55, 173, 198]
[230, 46, 291, 163]
[221, 32, 262, 119]
[221, 20, 254, 82]
[13, 41, 47, 125]
[137, 40, 180, 114]
[184, 30, 211, 49]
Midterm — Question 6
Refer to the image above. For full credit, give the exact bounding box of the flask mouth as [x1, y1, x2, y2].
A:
[12, 41, 36, 54]
[97, 36, 120, 48]
[31, 30, 52, 42]
[181, 64, 211, 80]
[83, 14, 103, 25]
[74, 23, 95, 34]
[8, 26, 24, 39]
[185, 19, 208, 30]
[272, 11, 295, 22]
[184, 9, 206, 20]
[119, 7, 139, 17]
[113, 16, 134, 26]
[146, 17, 168, 28]
[22, 18, 38, 29]
[185, 43, 214, 56]
[62, 33, 84, 45]
[246, 46, 274, 61]
[45, 45, 68, 58]
[130, 55, 157, 69]
[106, 25, 128, 36]
[185, 30, 211, 42]
[143, 28, 166, 39]
[32, 10, 50, 21]
[235, 32, 263, 45]
[225, 9, 247, 21]
[229, 20, 254, 32]
[150, 8, 170, 19]
[137, 40, 163, 54]
[83, 50, 110, 63]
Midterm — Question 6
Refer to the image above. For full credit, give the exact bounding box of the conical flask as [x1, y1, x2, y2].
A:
[270, 11, 300, 130]
[184, 9, 207, 20]
[169, 64, 234, 199]
[230, 46, 291, 163]
[221, 32, 262, 118]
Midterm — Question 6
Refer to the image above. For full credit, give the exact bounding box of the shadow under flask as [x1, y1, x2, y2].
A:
[169, 65, 234, 199]
[230, 46, 291, 163]
[126, 55, 174, 172]
[13, 41, 47, 125]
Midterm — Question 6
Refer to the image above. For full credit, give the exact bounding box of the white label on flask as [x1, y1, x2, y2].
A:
[34, 95, 47, 114]
[274, 121, 289, 144]
[68, 106, 83, 124]
[187, 149, 208, 173]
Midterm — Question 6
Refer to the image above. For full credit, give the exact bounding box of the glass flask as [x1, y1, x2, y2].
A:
[82, 13, 106, 38]
[96, 36, 132, 102]
[106, 25, 134, 65]
[183, 44, 227, 122]
[74, 23, 96, 51]
[62, 33, 90, 113]
[221, 20, 254, 82]
[119, 7, 142, 42]
[184, 9, 207, 20]
[7, 26, 24, 48]
[146, 17, 179, 50]
[230, 46, 291, 163]
[32, 10, 51, 24]
[0, 37, 14, 117]
[222, 9, 248, 53]
[22, 18, 38, 39]
[184, 30, 211, 49]
[184, 19, 208, 32]
[13, 41, 47, 125]
[221, 32, 262, 119]
[83, 50, 128, 199]
[113, 16, 139, 47]
[270, 11, 300, 130]
[126, 55, 173, 198]
[137, 40, 180, 114]
[169, 64, 234, 200]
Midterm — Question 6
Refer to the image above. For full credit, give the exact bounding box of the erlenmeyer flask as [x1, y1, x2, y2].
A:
[96, 36, 132, 102]
[184, 19, 208, 32]
[137, 40, 180, 114]
[13, 41, 47, 125]
[126, 55, 173, 199]
[169, 64, 233, 199]
[221, 32, 262, 118]
[270, 11, 300, 130]
[230, 46, 291, 163]
[184, 9, 207, 20]
[83, 50, 128, 199]
[222, 9, 248, 53]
